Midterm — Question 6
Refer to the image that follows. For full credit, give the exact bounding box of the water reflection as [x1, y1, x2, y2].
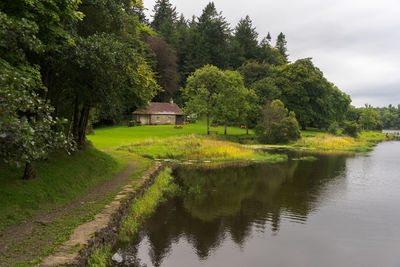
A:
[115, 153, 349, 266]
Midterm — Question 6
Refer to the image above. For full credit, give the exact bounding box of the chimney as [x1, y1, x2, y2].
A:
[169, 98, 174, 104]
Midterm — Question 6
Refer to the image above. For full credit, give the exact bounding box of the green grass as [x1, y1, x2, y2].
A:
[0, 145, 124, 235]
[87, 246, 112, 267]
[1, 149, 153, 266]
[118, 167, 178, 242]
[88, 121, 253, 150]
[119, 135, 287, 163]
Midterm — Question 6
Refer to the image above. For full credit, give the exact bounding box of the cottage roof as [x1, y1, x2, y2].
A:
[133, 102, 183, 115]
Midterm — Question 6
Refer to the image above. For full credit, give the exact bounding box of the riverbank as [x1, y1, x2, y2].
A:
[41, 160, 164, 266]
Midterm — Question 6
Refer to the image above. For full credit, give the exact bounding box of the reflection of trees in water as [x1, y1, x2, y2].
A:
[118, 155, 347, 266]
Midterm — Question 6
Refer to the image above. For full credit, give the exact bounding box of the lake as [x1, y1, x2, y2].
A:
[113, 141, 400, 267]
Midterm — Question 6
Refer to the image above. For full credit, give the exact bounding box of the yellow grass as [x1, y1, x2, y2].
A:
[293, 133, 379, 152]
[120, 135, 285, 162]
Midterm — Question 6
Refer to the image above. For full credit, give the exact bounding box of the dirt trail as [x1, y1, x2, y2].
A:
[0, 158, 138, 266]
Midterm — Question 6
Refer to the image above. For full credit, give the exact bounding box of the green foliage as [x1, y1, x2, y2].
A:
[275, 32, 288, 62]
[88, 246, 112, 267]
[328, 122, 340, 135]
[214, 70, 253, 134]
[54, 33, 160, 145]
[238, 61, 275, 87]
[151, 0, 177, 44]
[359, 104, 379, 130]
[277, 58, 351, 129]
[182, 65, 253, 134]
[343, 121, 360, 137]
[257, 100, 301, 144]
[182, 65, 226, 131]
[0, 12, 42, 64]
[196, 3, 231, 68]
[0, 60, 73, 178]
[0, 0, 80, 177]
[230, 15, 259, 68]
[0, 0, 83, 52]
[250, 77, 281, 105]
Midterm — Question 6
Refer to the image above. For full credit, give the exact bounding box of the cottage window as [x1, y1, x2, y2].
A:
[156, 116, 160, 122]
[167, 117, 171, 122]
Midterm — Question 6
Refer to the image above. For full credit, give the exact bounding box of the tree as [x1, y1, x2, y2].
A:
[256, 100, 300, 143]
[359, 104, 379, 130]
[238, 61, 274, 87]
[0, 1, 81, 179]
[151, 0, 177, 45]
[258, 36, 286, 66]
[214, 71, 251, 135]
[250, 77, 281, 106]
[182, 65, 227, 134]
[277, 58, 351, 129]
[230, 15, 259, 68]
[145, 37, 179, 101]
[196, 2, 231, 68]
[55, 34, 160, 146]
[275, 32, 288, 62]
[0, 60, 72, 179]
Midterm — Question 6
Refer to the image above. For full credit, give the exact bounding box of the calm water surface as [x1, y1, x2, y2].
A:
[114, 142, 400, 267]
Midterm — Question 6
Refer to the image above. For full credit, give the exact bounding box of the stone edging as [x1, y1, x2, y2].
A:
[40, 162, 165, 266]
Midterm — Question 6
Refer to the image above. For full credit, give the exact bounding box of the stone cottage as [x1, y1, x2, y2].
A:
[132, 101, 183, 125]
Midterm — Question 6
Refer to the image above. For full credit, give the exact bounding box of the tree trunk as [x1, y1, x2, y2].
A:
[246, 127, 249, 135]
[23, 162, 36, 180]
[224, 122, 227, 135]
[207, 115, 210, 135]
[77, 107, 90, 148]
[72, 97, 80, 139]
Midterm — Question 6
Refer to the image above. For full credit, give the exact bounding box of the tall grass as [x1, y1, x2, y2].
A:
[293, 132, 386, 152]
[118, 168, 178, 242]
[119, 135, 286, 162]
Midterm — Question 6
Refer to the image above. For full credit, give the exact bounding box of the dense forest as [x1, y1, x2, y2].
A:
[0, 0, 397, 178]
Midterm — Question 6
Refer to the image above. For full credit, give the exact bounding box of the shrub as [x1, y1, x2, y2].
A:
[128, 120, 141, 127]
[256, 100, 301, 144]
[343, 121, 360, 137]
[328, 122, 339, 135]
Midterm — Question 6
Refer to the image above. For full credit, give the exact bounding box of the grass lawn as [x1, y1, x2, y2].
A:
[88, 121, 253, 150]
[0, 146, 124, 235]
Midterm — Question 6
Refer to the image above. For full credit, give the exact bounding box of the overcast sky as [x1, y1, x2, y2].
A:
[143, 0, 400, 107]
